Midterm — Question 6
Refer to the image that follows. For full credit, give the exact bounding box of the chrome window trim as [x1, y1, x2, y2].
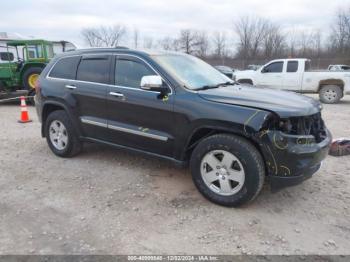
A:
[46, 53, 174, 95]
[46, 76, 161, 94]
[80, 117, 168, 142]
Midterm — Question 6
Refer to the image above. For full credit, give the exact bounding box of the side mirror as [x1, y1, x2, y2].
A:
[141, 75, 168, 93]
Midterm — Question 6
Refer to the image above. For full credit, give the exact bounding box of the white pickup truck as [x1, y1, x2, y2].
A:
[234, 58, 350, 103]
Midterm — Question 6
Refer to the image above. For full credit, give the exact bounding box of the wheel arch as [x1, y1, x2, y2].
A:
[318, 79, 344, 93]
[41, 101, 81, 138]
[183, 126, 266, 165]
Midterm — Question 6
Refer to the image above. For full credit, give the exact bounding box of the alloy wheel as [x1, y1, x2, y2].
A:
[49, 120, 68, 150]
[200, 150, 245, 196]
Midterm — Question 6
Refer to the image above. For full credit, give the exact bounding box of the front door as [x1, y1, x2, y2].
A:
[257, 61, 284, 89]
[106, 55, 175, 157]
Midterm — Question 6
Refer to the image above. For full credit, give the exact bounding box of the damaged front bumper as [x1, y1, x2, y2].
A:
[260, 128, 332, 192]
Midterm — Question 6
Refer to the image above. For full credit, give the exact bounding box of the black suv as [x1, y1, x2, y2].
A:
[35, 48, 331, 207]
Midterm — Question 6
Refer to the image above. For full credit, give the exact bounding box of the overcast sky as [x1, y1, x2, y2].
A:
[1, 0, 348, 47]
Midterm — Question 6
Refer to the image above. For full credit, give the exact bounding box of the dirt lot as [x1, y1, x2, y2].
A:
[0, 94, 349, 255]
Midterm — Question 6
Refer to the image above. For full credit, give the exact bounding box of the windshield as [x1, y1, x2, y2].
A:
[152, 54, 231, 90]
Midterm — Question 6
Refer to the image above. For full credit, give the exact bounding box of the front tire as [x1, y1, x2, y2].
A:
[190, 134, 265, 207]
[319, 85, 342, 104]
[45, 110, 82, 157]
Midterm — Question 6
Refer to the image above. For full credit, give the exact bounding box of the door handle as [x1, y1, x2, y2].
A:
[109, 92, 125, 98]
[65, 84, 76, 90]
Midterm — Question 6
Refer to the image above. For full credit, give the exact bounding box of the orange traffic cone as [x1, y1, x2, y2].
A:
[18, 96, 32, 123]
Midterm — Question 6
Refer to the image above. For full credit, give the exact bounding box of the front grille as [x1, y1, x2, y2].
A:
[289, 113, 327, 143]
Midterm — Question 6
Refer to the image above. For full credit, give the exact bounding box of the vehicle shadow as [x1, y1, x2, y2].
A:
[79, 142, 312, 210]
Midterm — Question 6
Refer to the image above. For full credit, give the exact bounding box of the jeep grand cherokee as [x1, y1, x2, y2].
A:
[35, 48, 332, 207]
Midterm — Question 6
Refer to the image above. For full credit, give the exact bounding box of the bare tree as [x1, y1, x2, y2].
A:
[212, 31, 227, 58]
[81, 29, 103, 47]
[263, 23, 286, 58]
[133, 28, 140, 49]
[286, 28, 299, 57]
[196, 31, 210, 57]
[234, 16, 269, 60]
[330, 7, 350, 55]
[143, 36, 154, 49]
[178, 29, 202, 54]
[158, 37, 180, 51]
[81, 25, 127, 47]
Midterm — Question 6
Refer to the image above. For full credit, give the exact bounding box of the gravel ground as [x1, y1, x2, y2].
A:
[0, 94, 349, 255]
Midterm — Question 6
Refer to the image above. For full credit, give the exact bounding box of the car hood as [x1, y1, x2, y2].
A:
[197, 85, 322, 118]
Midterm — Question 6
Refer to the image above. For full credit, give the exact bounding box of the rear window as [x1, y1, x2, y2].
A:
[49, 56, 81, 79]
[305, 61, 311, 71]
[287, 61, 298, 73]
[76, 57, 110, 84]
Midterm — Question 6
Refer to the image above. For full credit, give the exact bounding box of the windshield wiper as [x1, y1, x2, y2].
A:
[195, 81, 235, 91]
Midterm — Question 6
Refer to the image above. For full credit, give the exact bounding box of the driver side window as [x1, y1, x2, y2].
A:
[262, 62, 283, 73]
[115, 58, 155, 88]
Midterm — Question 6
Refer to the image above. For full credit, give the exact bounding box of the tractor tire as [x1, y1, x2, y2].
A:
[22, 67, 43, 93]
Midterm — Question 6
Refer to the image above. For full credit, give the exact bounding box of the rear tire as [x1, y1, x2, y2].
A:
[45, 110, 82, 157]
[319, 85, 342, 104]
[190, 134, 265, 207]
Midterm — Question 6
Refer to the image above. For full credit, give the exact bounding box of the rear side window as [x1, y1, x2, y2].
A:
[49, 56, 81, 79]
[287, 61, 298, 73]
[305, 61, 311, 71]
[77, 57, 110, 84]
[115, 58, 155, 88]
[263, 62, 283, 73]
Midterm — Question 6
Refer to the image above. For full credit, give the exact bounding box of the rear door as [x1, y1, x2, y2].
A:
[256, 61, 284, 89]
[74, 54, 111, 140]
[106, 54, 175, 157]
[282, 60, 303, 91]
[48, 54, 111, 140]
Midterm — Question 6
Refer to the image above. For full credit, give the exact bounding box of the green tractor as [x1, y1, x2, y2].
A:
[0, 39, 54, 96]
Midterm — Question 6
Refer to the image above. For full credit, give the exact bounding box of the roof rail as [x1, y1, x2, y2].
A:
[115, 46, 129, 49]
